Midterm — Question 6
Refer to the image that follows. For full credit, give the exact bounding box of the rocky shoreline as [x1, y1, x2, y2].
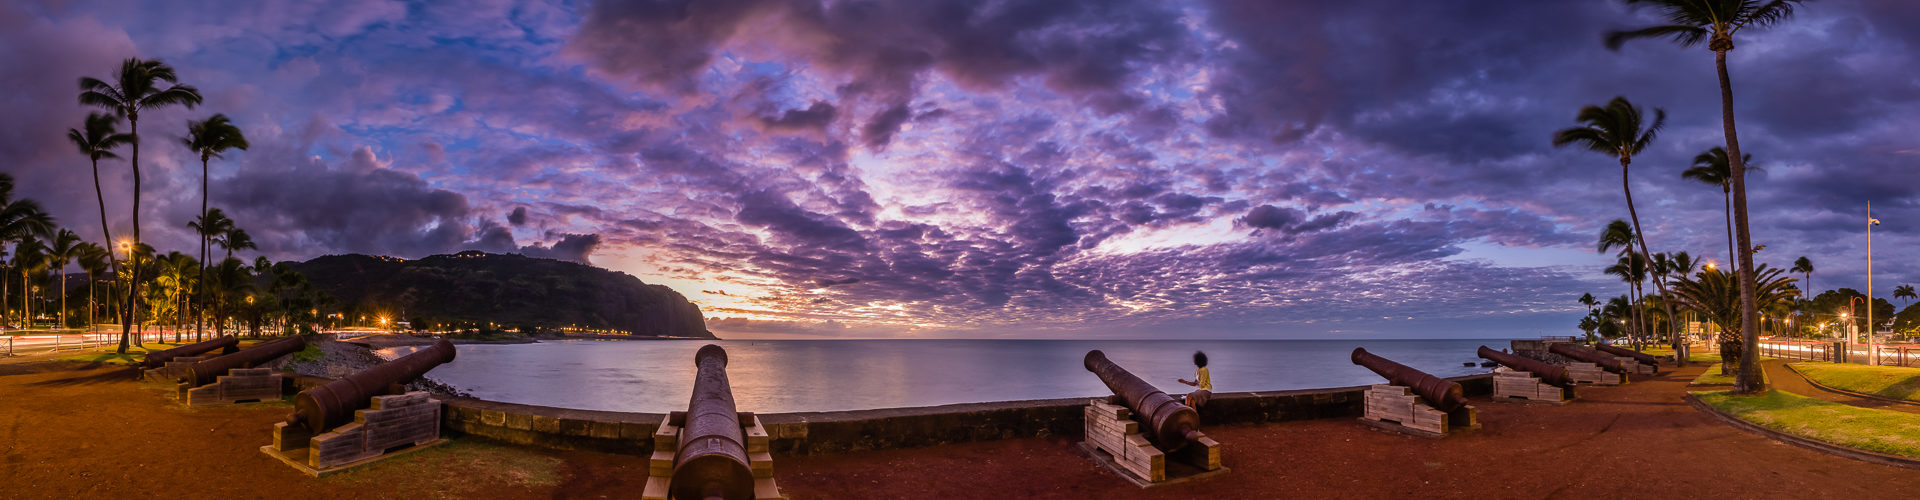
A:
[274, 337, 470, 397]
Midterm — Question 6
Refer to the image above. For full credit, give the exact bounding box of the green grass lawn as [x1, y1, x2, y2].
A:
[1789, 362, 1920, 402]
[1694, 390, 1920, 458]
[1690, 363, 1767, 386]
[1642, 346, 1724, 364]
[55, 343, 183, 365]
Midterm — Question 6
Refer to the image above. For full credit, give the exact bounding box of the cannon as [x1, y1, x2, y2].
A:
[672, 344, 755, 500]
[1351, 347, 1467, 412]
[1594, 344, 1660, 370]
[1083, 350, 1201, 450]
[1549, 343, 1629, 375]
[1477, 346, 1574, 388]
[142, 335, 239, 368]
[179, 336, 306, 387]
[285, 338, 456, 434]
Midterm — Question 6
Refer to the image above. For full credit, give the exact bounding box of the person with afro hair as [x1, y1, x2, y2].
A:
[1176, 351, 1212, 409]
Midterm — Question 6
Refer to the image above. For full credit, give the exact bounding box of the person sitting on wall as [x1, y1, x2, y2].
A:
[1176, 350, 1212, 409]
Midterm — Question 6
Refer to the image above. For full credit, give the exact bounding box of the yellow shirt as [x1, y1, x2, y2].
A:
[1195, 367, 1212, 391]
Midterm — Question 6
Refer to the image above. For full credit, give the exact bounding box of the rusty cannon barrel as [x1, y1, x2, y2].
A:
[142, 335, 239, 368]
[1351, 347, 1467, 412]
[1083, 350, 1202, 450]
[1594, 344, 1661, 371]
[285, 338, 456, 434]
[1477, 346, 1574, 388]
[179, 336, 306, 387]
[1549, 343, 1629, 375]
[671, 344, 754, 500]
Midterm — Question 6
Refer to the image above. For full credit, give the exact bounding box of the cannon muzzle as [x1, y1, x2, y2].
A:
[1477, 346, 1574, 388]
[1548, 343, 1628, 375]
[178, 336, 306, 387]
[142, 336, 239, 368]
[672, 344, 754, 500]
[286, 338, 456, 433]
[1083, 350, 1201, 451]
[1594, 344, 1660, 372]
[1351, 347, 1467, 412]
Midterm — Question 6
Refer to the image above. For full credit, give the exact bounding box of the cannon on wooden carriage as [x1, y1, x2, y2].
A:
[1594, 344, 1661, 375]
[142, 335, 238, 369]
[141, 336, 240, 381]
[1351, 347, 1477, 437]
[1549, 343, 1632, 384]
[1478, 346, 1576, 404]
[1077, 350, 1224, 485]
[642, 345, 782, 500]
[174, 336, 305, 406]
[262, 338, 458, 475]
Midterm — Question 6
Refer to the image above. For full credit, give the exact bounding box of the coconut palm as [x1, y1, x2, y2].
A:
[187, 208, 234, 340]
[0, 174, 57, 327]
[183, 114, 247, 340]
[1791, 256, 1813, 335]
[1608, 0, 1807, 393]
[1556, 98, 1682, 359]
[12, 238, 47, 327]
[66, 112, 131, 308]
[76, 242, 108, 329]
[80, 58, 204, 353]
[1896, 285, 1917, 308]
[216, 226, 256, 262]
[1605, 252, 1651, 350]
[1597, 220, 1650, 347]
[46, 230, 82, 329]
[1671, 263, 1798, 375]
[1680, 147, 1761, 264]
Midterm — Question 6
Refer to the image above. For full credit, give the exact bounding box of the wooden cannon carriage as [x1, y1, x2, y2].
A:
[642, 345, 783, 500]
[1077, 350, 1226, 486]
[1479, 346, 1576, 404]
[173, 336, 304, 406]
[262, 338, 456, 476]
[1352, 348, 1479, 438]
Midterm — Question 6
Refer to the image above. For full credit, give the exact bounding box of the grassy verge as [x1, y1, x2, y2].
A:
[55, 343, 183, 365]
[1694, 390, 1920, 458]
[1789, 362, 1920, 402]
[1642, 346, 1723, 364]
[1690, 363, 1767, 386]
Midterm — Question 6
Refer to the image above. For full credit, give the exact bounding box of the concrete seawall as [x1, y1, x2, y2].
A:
[442, 373, 1492, 457]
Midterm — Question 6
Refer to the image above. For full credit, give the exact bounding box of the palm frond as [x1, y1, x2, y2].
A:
[1605, 24, 1710, 50]
[137, 85, 203, 110]
[1739, 0, 1803, 29]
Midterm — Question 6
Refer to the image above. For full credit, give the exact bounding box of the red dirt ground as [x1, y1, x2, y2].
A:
[3, 358, 1914, 499]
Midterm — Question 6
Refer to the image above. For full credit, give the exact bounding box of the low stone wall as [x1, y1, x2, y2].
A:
[440, 374, 1493, 457]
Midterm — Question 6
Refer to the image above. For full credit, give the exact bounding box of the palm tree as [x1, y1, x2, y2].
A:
[47, 230, 82, 329]
[1895, 285, 1916, 308]
[183, 114, 247, 341]
[1608, 0, 1807, 394]
[216, 226, 256, 262]
[0, 174, 57, 327]
[1597, 220, 1650, 349]
[76, 242, 108, 329]
[1671, 263, 1798, 375]
[80, 58, 204, 353]
[1791, 256, 1813, 336]
[188, 208, 234, 341]
[67, 112, 131, 315]
[1680, 147, 1761, 264]
[1605, 252, 1651, 350]
[1555, 97, 1684, 361]
[13, 238, 47, 327]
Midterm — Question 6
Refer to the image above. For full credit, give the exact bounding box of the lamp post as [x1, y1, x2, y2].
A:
[1867, 202, 1881, 365]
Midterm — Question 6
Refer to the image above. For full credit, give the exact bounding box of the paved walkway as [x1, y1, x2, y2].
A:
[1759, 359, 1920, 414]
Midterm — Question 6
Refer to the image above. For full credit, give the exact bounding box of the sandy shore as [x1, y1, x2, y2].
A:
[2, 360, 1914, 498]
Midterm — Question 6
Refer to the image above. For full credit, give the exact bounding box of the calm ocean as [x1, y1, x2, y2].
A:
[393, 338, 1514, 414]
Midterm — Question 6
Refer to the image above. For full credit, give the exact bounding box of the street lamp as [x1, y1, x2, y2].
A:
[1867, 201, 1881, 365]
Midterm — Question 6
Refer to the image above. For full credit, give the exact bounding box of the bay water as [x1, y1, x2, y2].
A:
[390, 338, 1514, 414]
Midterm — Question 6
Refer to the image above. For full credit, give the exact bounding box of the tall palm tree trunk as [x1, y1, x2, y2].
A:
[198, 156, 207, 343]
[1719, 47, 1764, 394]
[1722, 187, 1735, 266]
[117, 114, 141, 352]
[58, 270, 66, 329]
[1619, 158, 1678, 360]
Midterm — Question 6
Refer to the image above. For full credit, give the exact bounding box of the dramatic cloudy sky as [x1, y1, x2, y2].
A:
[6, 0, 1917, 339]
